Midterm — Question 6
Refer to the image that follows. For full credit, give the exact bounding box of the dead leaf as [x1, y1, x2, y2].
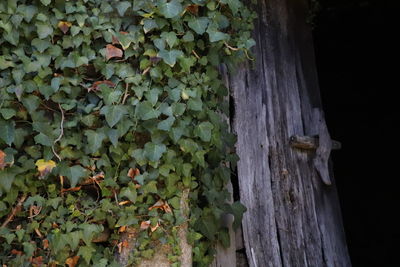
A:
[186, 4, 199, 15]
[30, 256, 43, 267]
[117, 240, 129, 253]
[65, 256, 80, 267]
[163, 202, 172, 213]
[118, 226, 127, 233]
[105, 44, 123, 60]
[140, 220, 151, 230]
[0, 150, 6, 170]
[88, 80, 115, 92]
[43, 239, 49, 249]
[149, 199, 172, 213]
[118, 200, 131, 206]
[10, 249, 23, 256]
[150, 222, 160, 232]
[61, 186, 82, 193]
[127, 168, 140, 179]
[58, 21, 72, 34]
[35, 159, 56, 178]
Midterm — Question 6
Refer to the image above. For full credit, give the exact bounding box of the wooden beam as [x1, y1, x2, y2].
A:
[289, 135, 342, 150]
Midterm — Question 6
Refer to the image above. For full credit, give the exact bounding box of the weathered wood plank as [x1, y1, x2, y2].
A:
[229, 0, 351, 266]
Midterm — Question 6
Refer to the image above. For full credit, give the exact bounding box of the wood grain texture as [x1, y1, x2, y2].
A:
[228, 0, 351, 266]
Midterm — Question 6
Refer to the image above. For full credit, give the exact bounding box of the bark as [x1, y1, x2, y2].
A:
[227, 0, 351, 266]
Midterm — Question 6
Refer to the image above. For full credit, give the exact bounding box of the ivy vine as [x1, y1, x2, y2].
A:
[0, 0, 255, 266]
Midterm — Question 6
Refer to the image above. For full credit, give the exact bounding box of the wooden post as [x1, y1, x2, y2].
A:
[227, 0, 351, 266]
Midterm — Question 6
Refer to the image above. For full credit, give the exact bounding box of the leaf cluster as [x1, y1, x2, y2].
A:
[0, 0, 255, 266]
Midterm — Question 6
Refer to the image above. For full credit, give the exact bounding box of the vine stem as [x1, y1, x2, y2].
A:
[1, 193, 28, 228]
[52, 103, 64, 162]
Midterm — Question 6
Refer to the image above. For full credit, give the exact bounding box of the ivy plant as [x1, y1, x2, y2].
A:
[0, 0, 255, 266]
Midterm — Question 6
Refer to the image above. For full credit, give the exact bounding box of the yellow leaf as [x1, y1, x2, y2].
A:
[58, 21, 72, 34]
[35, 159, 56, 177]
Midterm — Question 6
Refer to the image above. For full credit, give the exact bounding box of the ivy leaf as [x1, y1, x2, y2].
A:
[188, 17, 209, 35]
[58, 21, 72, 34]
[220, 0, 242, 15]
[84, 130, 106, 153]
[0, 120, 15, 146]
[100, 105, 127, 128]
[161, 31, 178, 48]
[0, 108, 16, 120]
[78, 246, 95, 264]
[0, 170, 15, 192]
[34, 133, 53, 147]
[135, 101, 161, 120]
[144, 142, 166, 162]
[40, 0, 52, 6]
[188, 98, 203, 111]
[230, 202, 247, 230]
[207, 28, 229, 42]
[194, 122, 214, 142]
[119, 183, 137, 203]
[158, 49, 183, 67]
[59, 164, 88, 188]
[36, 23, 53, 39]
[157, 116, 175, 131]
[158, 0, 183, 19]
[105, 44, 123, 60]
[35, 159, 56, 178]
[116, 1, 131, 16]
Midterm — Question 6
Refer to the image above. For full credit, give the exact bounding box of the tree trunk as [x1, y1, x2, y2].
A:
[227, 0, 351, 266]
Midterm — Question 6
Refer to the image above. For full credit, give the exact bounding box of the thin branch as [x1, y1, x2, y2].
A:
[1, 193, 28, 228]
[121, 83, 130, 104]
[52, 103, 64, 162]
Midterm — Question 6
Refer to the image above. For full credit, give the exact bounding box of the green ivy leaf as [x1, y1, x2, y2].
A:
[36, 23, 53, 39]
[158, 116, 175, 131]
[100, 105, 128, 128]
[188, 17, 210, 35]
[135, 101, 161, 120]
[144, 142, 166, 162]
[158, 0, 183, 19]
[40, 0, 52, 6]
[194, 122, 214, 142]
[116, 1, 131, 16]
[0, 120, 15, 146]
[84, 130, 106, 153]
[59, 164, 88, 188]
[78, 245, 96, 264]
[158, 49, 183, 67]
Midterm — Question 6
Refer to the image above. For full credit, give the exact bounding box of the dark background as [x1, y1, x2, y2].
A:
[313, 0, 400, 266]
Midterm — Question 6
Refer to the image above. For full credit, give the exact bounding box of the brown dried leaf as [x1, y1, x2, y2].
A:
[42, 239, 49, 249]
[140, 220, 151, 230]
[118, 226, 127, 233]
[0, 150, 6, 170]
[127, 168, 140, 179]
[186, 4, 199, 15]
[61, 186, 82, 193]
[118, 200, 131, 206]
[150, 222, 160, 232]
[58, 21, 72, 34]
[10, 249, 23, 255]
[30, 256, 43, 267]
[148, 199, 164, 211]
[163, 202, 172, 213]
[88, 80, 115, 92]
[65, 256, 80, 267]
[105, 44, 123, 60]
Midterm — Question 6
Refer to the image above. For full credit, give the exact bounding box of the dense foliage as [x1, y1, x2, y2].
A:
[0, 0, 255, 266]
